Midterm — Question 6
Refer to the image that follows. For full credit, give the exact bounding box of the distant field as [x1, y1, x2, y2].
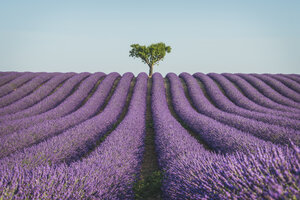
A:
[0, 71, 299, 199]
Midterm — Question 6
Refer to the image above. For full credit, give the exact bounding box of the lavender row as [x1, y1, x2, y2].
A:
[0, 72, 89, 123]
[0, 73, 147, 199]
[0, 71, 7, 76]
[66, 72, 147, 198]
[0, 72, 36, 98]
[0, 73, 133, 169]
[251, 74, 300, 102]
[0, 72, 22, 87]
[223, 73, 300, 113]
[0, 73, 56, 108]
[0, 73, 118, 158]
[208, 73, 300, 121]
[269, 74, 300, 94]
[154, 78, 299, 198]
[152, 73, 299, 199]
[0, 72, 100, 137]
[237, 73, 300, 109]
[185, 73, 300, 145]
[0, 73, 74, 116]
[167, 73, 271, 154]
[285, 74, 300, 84]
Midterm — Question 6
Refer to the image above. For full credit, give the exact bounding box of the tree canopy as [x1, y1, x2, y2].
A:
[129, 42, 171, 77]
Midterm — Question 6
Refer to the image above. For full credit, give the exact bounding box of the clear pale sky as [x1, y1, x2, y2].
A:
[0, 0, 299, 75]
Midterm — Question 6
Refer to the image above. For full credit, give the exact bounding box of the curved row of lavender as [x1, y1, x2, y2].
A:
[0, 72, 7, 76]
[166, 73, 271, 154]
[0, 72, 89, 123]
[152, 73, 299, 199]
[0, 73, 96, 136]
[0, 72, 36, 98]
[0, 72, 22, 87]
[0, 73, 56, 108]
[181, 73, 300, 145]
[0, 72, 75, 116]
[286, 74, 300, 84]
[0, 73, 147, 199]
[0, 73, 119, 158]
[0, 72, 133, 169]
[223, 73, 300, 113]
[207, 73, 300, 121]
[238, 73, 300, 109]
[251, 74, 300, 102]
[0, 71, 299, 199]
[270, 74, 300, 94]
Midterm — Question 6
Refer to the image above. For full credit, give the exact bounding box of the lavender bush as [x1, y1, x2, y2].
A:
[269, 74, 300, 94]
[238, 73, 300, 109]
[0, 71, 298, 199]
[251, 73, 300, 102]
[0, 73, 118, 158]
[0, 72, 22, 87]
[285, 74, 300, 84]
[0, 73, 93, 137]
[152, 73, 300, 199]
[0, 73, 148, 199]
[0, 73, 55, 108]
[0, 73, 133, 169]
[0, 72, 89, 123]
[181, 73, 300, 145]
[166, 73, 272, 154]
[0, 72, 74, 116]
[0, 72, 36, 98]
[223, 73, 300, 113]
[207, 72, 300, 121]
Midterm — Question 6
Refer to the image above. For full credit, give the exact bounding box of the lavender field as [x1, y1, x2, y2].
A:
[0, 71, 299, 199]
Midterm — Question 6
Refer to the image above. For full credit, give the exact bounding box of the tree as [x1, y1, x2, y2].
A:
[129, 42, 171, 77]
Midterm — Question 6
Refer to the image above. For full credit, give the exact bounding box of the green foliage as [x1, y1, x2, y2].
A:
[133, 171, 163, 199]
[129, 42, 171, 77]
[145, 120, 153, 129]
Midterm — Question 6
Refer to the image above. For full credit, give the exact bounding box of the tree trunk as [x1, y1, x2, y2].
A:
[149, 65, 153, 78]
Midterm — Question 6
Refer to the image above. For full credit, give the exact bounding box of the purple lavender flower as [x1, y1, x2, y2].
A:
[237, 73, 300, 109]
[0, 72, 118, 158]
[0, 72, 298, 199]
[0, 73, 92, 136]
[269, 74, 300, 94]
[0, 72, 74, 116]
[223, 73, 299, 113]
[251, 73, 300, 102]
[0, 72, 36, 98]
[166, 72, 271, 154]
[285, 74, 300, 84]
[207, 72, 300, 121]
[181, 72, 300, 145]
[0, 72, 22, 87]
[0, 73, 133, 168]
[151, 73, 299, 199]
[0, 73, 148, 199]
[0, 73, 56, 108]
[0, 72, 89, 123]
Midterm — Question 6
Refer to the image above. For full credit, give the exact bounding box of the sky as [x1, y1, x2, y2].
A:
[0, 0, 299, 75]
